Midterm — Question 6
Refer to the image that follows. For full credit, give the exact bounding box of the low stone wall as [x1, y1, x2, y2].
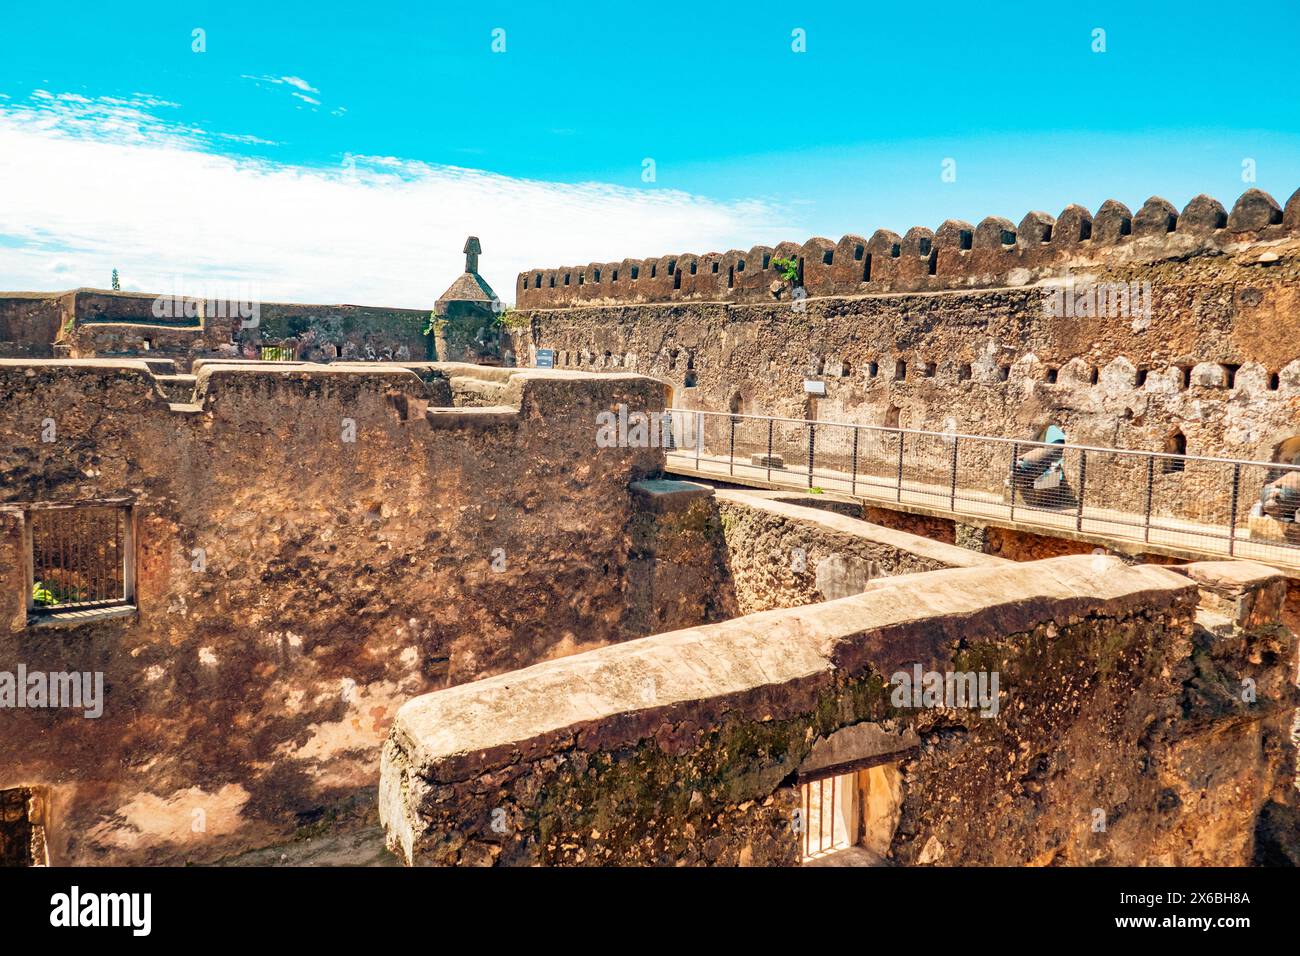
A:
[621, 483, 1007, 628]
[380, 555, 1297, 866]
[0, 288, 431, 370]
[714, 490, 1006, 613]
[622, 480, 738, 636]
[0, 293, 68, 358]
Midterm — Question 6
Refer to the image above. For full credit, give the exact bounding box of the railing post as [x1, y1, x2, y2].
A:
[1228, 463, 1241, 555]
[695, 411, 703, 469]
[766, 418, 774, 483]
[895, 431, 904, 502]
[850, 427, 859, 496]
[949, 435, 958, 511]
[729, 415, 736, 476]
[807, 422, 816, 489]
[1143, 455, 1154, 542]
[1075, 450, 1086, 532]
[1008, 442, 1019, 521]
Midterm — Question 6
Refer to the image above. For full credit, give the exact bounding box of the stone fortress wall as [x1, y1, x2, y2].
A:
[0, 288, 430, 368]
[0, 360, 671, 864]
[514, 186, 1299, 308]
[507, 186, 1300, 482]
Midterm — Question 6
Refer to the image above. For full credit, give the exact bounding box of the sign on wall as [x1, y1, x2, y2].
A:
[535, 348, 554, 369]
[803, 380, 826, 396]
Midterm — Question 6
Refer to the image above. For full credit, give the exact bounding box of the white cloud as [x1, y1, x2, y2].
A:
[0, 92, 802, 307]
[280, 77, 319, 94]
[242, 74, 320, 95]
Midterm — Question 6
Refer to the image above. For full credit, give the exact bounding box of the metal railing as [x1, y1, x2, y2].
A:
[664, 410, 1300, 567]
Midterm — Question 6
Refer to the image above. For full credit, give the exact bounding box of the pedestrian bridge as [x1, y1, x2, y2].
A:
[662, 410, 1300, 572]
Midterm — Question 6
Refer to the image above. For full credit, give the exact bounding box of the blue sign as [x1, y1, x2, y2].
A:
[535, 348, 554, 369]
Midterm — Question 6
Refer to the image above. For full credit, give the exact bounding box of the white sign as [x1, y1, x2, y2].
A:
[803, 380, 826, 396]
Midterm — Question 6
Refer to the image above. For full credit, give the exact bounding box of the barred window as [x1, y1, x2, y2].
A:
[23, 502, 134, 622]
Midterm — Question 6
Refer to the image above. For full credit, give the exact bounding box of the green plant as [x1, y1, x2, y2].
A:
[772, 256, 800, 283]
[422, 312, 447, 336]
[809, 487, 824, 494]
[493, 307, 528, 331]
[32, 580, 81, 607]
[111, 268, 120, 291]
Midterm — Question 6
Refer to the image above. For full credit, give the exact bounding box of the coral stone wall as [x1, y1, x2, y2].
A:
[0, 288, 431, 370]
[0, 293, 69, 358]
[0, 361, 666, 864]
[514, 187, 1299, 308]
[512, 235, 1300, 471]
[713, 490, 1006, 613]
[380, 556, 1298, 867]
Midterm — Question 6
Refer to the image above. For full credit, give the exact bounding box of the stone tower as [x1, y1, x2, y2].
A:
[432, 236, 503, 365]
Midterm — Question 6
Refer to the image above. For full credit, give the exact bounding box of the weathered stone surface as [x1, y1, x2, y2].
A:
[381, 555, 1298, 866]
[510, 232, 1300, 493]
[713, 490, 1004, 613]
[0, 360, 670, 864]
[4, 288, 432, 368]
[514, 185, 1299, 308]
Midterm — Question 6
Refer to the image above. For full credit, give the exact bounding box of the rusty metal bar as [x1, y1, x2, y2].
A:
[1143, 455, 1154, 542]
[729, 415, 736, 476]
[1075, 450, 1087, 532]
[828, 776, 836, 850]
[1228, 463, 1241, 556]
[850, 426, 859, 496]
[819, 778, 827, 853]
[766, 419, 774, 483]
[895, 432, 904, 502]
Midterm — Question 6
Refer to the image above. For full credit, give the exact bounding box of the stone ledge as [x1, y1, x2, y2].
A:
[630, 479, 714, 512]
[27, 604, 137, 629]
[714, 489, 1007, 571]
[1175, 560, 1288, 628]
[388, 554, 1194, 784]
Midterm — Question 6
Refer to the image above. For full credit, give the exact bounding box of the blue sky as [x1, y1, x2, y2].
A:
[1, 1, 1297, 305]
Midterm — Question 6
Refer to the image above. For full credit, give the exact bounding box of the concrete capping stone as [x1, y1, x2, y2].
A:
[630, 479, 714, 512]
[388, 554, 1195, 785]
[1174, 560, 1288, 628]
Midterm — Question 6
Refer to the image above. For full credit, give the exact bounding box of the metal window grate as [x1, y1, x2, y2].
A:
[29, 505, 128, 612]
[800, 775, 852, 860]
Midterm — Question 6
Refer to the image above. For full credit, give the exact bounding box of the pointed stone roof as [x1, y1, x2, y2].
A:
[435, 236, 498, 313]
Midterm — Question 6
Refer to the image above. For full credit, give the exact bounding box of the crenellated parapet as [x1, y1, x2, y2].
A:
[515, 187, 1299, 309]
